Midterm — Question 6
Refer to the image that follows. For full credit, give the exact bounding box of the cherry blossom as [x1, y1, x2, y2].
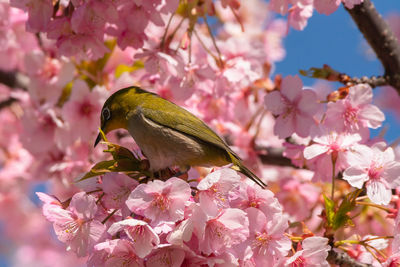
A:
[39, 192, 106, 257]
[244, 208, 291, 266]
[343, 143, 400, 205]
[61, 81, 108, 143]
[197, 168, 241, 212]
[145, 244, 186, 267]
[264, 75, 319, 138]
[288, 0, 314, 31]
[100, 173, 138, 212]
[107, 218, 160, 258]
[325, 84, 385, 136]
[286, 236, 330, 266]
[192, 204, 250, 255]
[304, 130, 361, 181]
[95, 239, 144, 267]
[126, 177, 191, 231]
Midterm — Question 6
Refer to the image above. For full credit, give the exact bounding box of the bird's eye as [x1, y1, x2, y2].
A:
[102, 107, 111, 121]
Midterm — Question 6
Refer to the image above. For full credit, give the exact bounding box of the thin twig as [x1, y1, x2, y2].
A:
[0, 70, 29, 90]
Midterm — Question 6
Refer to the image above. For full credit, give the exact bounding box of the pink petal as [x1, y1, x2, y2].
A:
[349, 84, 372, 105]
[246, 207, 266, 233]
[383, 162, 400, 187]
[366, 181, 392, 205]
[359, 104, 385, 129]
[346, 145, 373, 167]
[280, 75, 302, 102]
[303, 144, 329, 160]
[297, 89, 318, 115]
[294, 113, 314, 138]
[314, 0, 340, 15]
[274, 113, 295, 139]
[69, 192, 97, 220]
[343, 166, 368, 188]
[264, 91, 286, 115]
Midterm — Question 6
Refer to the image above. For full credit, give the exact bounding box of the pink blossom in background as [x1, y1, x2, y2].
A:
[276, 176, 321, 221]
[286, 236, 330, 266]
[375, 86, 400, 120]
[0, 3, 38, 71]
[264, 75, 319, 139]
[70, 1, 118, 39]
[20, 107, 62, 156]
[343, 143, 400, 205]
[10, 0, 52, 32]
[325, 84, 385, 136]
[314, 0, 341, 15]
[288, 0, 314, 31]
[269, 0, 291, 15]
[61, 80, 108, 143]
[23, 49, 75, 105]
[39, 192, 106, 257]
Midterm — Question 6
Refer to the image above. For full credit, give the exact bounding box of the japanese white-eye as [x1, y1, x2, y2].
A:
[94, 86, 266, 188]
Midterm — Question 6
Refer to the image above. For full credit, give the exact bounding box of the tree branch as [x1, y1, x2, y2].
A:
[327, 249, 372, 267]
[0, 97, 17, 110]
[346, 0, 400, 92]
[258, 147, 298, 168]
[342, 75, 388, 88]
[0, 70, 29, 90]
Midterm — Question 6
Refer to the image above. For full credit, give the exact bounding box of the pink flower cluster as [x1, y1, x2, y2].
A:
[2, 0, 400, 265]
[270, 0, 363, 30]
[264, 75, 400, 205]
[38, 169, 333, 266]
[10, 0, 179, 60]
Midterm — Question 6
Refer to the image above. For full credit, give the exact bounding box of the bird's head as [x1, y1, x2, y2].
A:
[94, 87, 138, 147]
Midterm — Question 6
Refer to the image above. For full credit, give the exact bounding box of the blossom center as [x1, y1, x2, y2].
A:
[128, 225, 145, 242]
[343, 105, 359, 126]
[291, 255, 306, 267]
[254, 232, 271, 248]
[368, 162, 383, 180]
[79, 100, 94, 117]
[208, 219, 228, 241]
[152, 194, 170, 211]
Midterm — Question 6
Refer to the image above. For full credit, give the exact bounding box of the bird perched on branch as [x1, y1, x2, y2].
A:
[94, 86, 266, 188]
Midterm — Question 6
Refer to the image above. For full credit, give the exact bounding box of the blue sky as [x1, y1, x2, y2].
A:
[275, 1, 400, 142]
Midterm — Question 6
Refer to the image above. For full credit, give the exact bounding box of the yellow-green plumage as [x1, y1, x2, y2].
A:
[96, 86, 266, 188]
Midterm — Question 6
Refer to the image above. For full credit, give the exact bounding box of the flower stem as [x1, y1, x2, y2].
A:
[355, 201, 392, 212]
[331, 155, 337, 200]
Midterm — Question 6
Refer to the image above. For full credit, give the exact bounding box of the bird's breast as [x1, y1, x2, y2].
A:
[127, 108, 229, 171]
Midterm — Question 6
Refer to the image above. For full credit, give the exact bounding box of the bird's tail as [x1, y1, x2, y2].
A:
[231, 160, 267, 188]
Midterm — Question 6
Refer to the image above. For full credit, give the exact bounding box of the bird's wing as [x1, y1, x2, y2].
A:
[139, 96, 241, 160]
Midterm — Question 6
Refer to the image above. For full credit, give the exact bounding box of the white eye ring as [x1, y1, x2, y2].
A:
[102, 107, 111, 120]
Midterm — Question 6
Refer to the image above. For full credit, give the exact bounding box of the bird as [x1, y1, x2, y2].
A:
[94, 86, 266, 188]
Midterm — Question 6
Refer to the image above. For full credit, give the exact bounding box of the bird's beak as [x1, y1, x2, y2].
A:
[94, 132, 101, 147]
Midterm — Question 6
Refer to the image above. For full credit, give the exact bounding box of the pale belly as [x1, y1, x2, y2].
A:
[127, 108, 229, 171]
